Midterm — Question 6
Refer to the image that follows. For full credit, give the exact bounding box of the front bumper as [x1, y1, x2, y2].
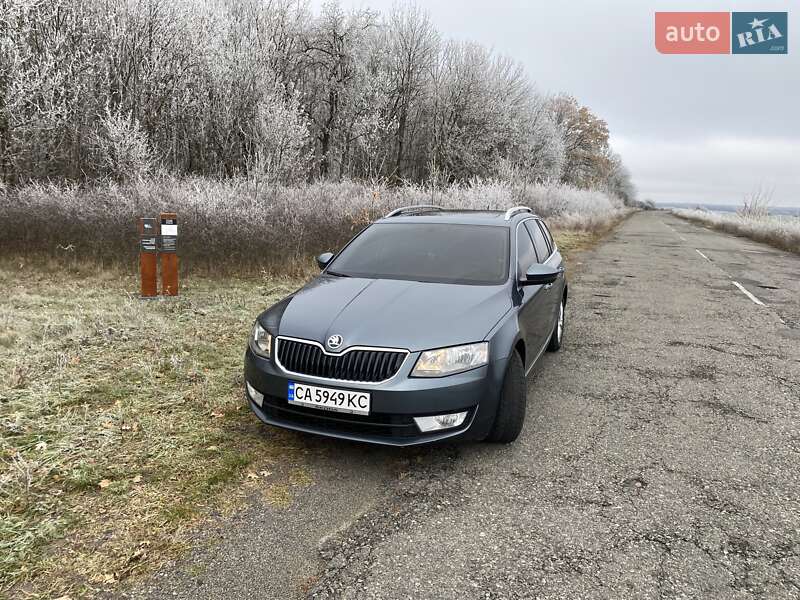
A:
[244, 347, 507, 446]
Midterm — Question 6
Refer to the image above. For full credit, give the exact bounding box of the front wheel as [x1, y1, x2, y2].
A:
[546, 297, 565, 352]
[485, 351, 526, 443]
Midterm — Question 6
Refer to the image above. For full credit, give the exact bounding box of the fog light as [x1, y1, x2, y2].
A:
[246, 382, 264, 407]
[413, 411, 468, 433]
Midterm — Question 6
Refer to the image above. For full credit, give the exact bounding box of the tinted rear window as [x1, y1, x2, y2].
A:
[327, 223, 509, 285]
[538, 220, 555, 252]
[516, 225, 537, 276]
[525, 221, 551, 263]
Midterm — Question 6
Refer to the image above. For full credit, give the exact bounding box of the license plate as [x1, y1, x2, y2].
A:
[288, 381, 371, 415]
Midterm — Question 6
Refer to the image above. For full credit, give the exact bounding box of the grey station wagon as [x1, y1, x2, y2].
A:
[244, 205, 567, 445]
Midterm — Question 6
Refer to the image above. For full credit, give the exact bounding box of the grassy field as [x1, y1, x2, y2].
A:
[672, 209, 800, 254]
[0, 228, 607, 598]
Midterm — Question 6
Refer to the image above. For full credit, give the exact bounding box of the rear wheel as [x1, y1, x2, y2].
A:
[485, 351, 526, 443]
[547, 296, 565, 352]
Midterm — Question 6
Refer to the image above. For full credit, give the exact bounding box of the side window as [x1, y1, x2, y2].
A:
[516, 225, 537, 276]
[525, 221, 550, 263]
[538, 220, 555, 254]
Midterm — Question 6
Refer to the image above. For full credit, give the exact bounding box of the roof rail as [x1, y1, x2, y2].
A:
[384, 204, 445, 218]
[503, 206, 532, 220]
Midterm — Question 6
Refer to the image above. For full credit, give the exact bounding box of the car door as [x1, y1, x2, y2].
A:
[526, 219, 564, 329]
[515, 220, 550, 369]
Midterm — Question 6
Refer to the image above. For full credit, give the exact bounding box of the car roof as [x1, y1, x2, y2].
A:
[374, 209, 541, 227]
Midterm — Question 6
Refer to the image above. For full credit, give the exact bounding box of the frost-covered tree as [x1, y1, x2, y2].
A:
[248, 90, 312, 185]
[95, 108, 154, 180]
[297, 3, 377, 178]
[0, 0, 107, 181]
[604, 152, 636, 205]
[0, 0, 631, 191]
[423, 41, 563, 184]
[383, 3, 438, 180]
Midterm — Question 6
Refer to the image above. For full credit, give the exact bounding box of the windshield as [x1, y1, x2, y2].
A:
[327, 223, 509, 285]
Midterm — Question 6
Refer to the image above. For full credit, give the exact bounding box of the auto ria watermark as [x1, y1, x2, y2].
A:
[655, 11, 787, 54]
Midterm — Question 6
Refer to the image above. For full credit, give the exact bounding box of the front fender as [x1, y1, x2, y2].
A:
[485, 307, 523, 364]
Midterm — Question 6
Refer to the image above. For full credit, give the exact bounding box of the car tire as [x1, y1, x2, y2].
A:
[546, 296, 565, 352]
[485, 351, 526, 443]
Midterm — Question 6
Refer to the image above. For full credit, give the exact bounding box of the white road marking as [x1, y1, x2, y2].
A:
[732, 281, 766, 306]
[672, 215, 781, 318]
[695, 249, 711, 262]
[663, 221, 687, 241]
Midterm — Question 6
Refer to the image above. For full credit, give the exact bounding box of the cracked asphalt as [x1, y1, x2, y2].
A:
[124, 211, 800, 599]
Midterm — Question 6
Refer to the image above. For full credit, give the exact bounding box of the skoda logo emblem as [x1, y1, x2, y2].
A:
[326, 334, 343, 350]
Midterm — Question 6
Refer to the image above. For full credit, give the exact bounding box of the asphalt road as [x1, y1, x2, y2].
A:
[125, 211, 800, 599]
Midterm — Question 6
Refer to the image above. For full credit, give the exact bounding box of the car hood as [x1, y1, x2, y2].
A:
[263, 275, 511, 352]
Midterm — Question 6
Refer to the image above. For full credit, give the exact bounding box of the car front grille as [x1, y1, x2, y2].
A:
[276, 338, 407, 383]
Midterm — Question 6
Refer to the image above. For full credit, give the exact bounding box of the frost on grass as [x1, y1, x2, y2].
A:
[0, 177, 628, 273]
[0, 267, 307, 596]
[673, 209, 800, 254]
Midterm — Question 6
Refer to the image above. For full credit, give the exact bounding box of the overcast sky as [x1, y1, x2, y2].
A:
[314, 0, 799, 206]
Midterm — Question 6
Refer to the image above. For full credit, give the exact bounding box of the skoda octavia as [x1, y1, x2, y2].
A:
[244, 205, 567, 445]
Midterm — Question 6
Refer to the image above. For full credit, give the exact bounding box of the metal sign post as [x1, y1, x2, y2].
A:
[138, 218, 158, 298]
[160, 212, 179, 296]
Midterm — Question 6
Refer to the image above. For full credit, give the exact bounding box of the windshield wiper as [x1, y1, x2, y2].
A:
[326, 270, 350, 277]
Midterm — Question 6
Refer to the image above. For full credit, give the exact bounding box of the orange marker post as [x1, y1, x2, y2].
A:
[138, 218, 158, 298]
[160, 212, 179, 296]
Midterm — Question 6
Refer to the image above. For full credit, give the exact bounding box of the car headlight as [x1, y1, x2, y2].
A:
[251, 321, 272, 358]
[411, 342, 489, 377]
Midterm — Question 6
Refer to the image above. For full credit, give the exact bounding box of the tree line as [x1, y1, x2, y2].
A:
[0, 0, 635, 203]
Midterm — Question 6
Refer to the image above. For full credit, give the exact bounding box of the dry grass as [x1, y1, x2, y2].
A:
[672, 209, 800, 254]
[0, 177, 628, 275]
[0, 224, 615, 597]
[0, 262, 314, 598]
[551, 222, 625, 260]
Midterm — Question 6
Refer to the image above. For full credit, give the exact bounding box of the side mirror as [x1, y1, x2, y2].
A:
[316, 252, 334, 270]
[521, 264, 561, 286]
